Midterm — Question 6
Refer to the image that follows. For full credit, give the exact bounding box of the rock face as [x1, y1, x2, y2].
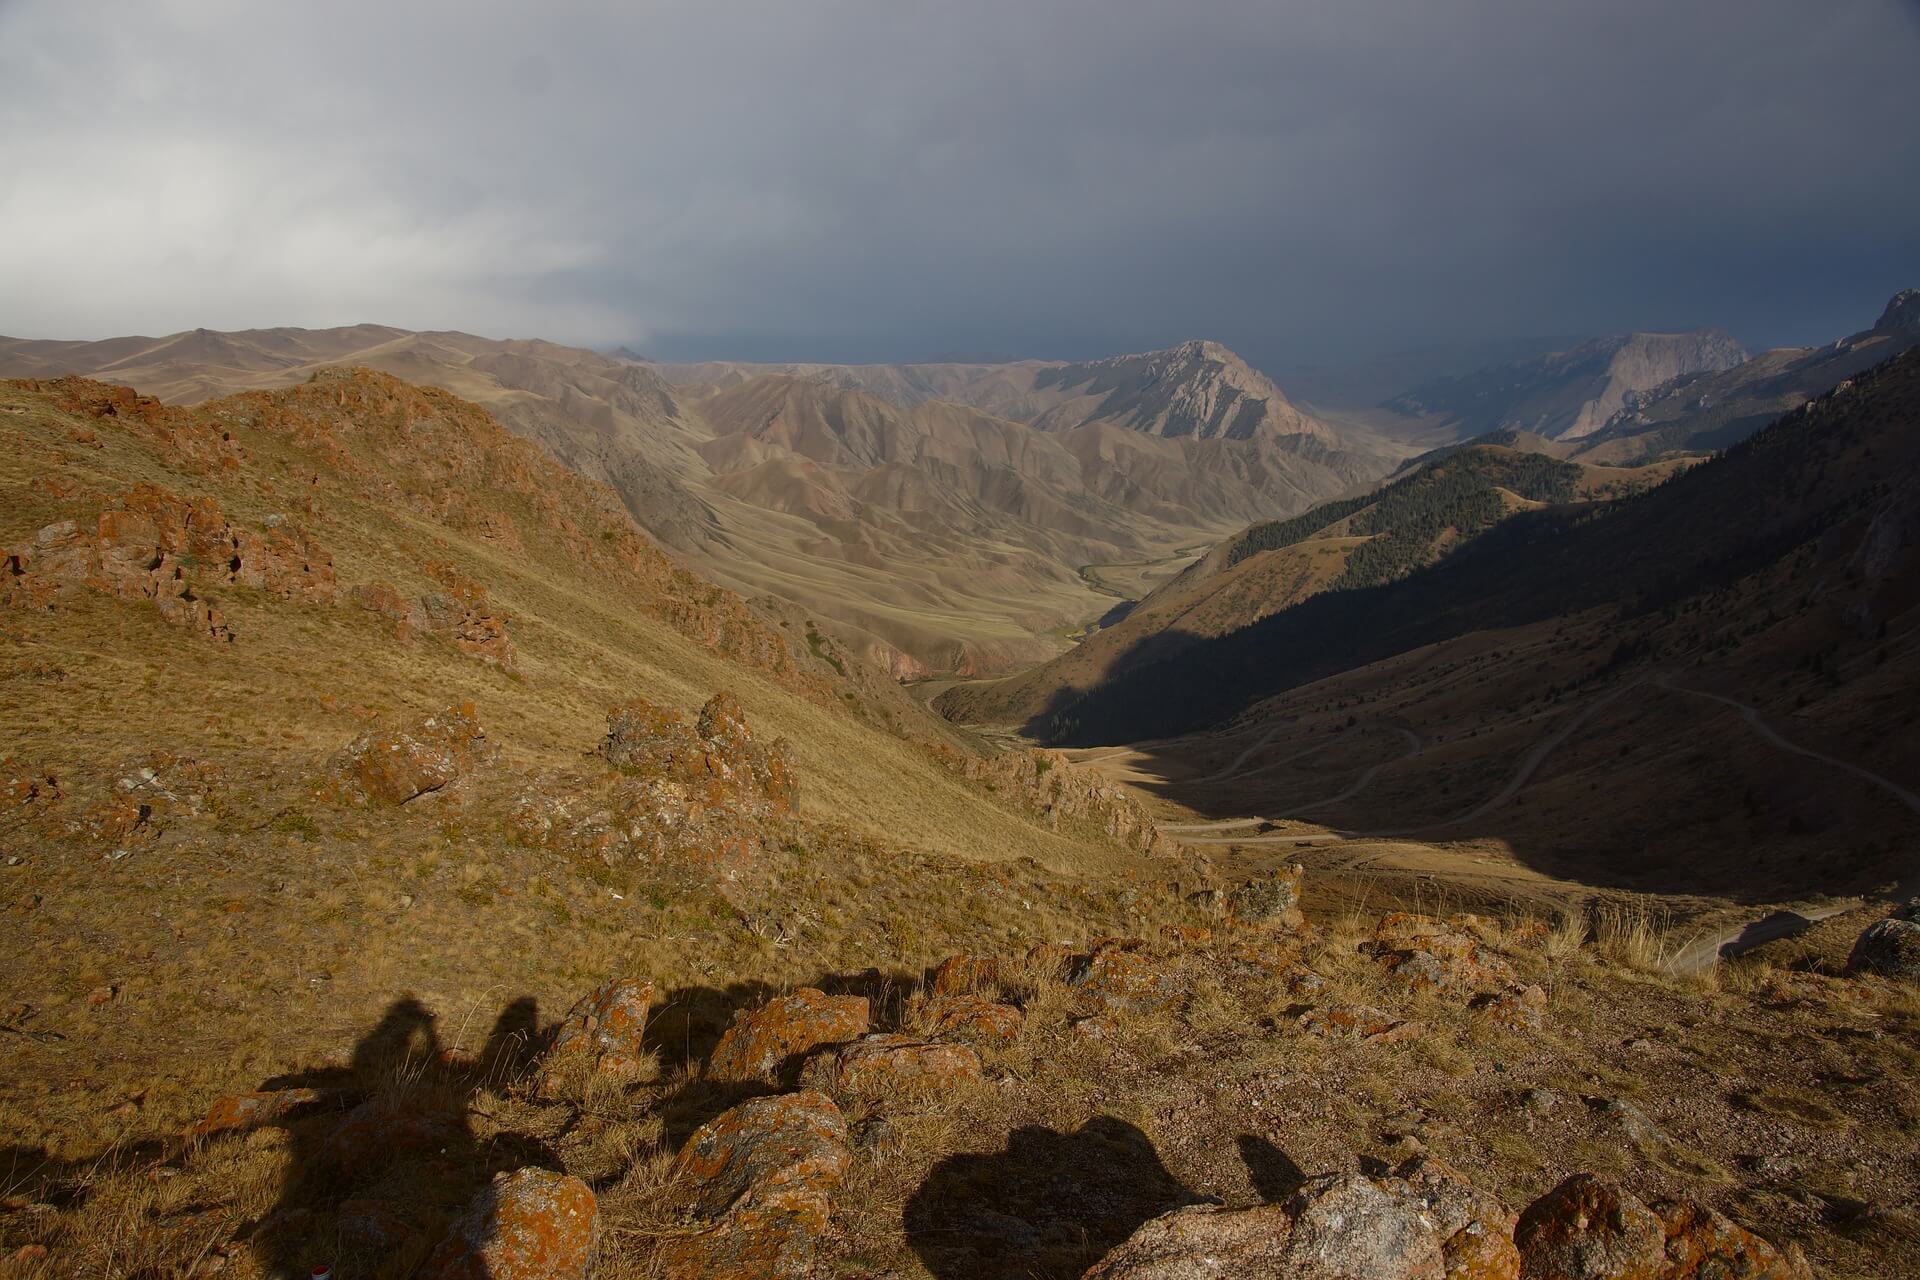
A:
[417, 1167, 599, 1280]
[1515, 1174, 1809, 1280]
[707, 989, 870, 1083]
[3, 482, 336, 638]
[1085, 1157, 1518, 1280]
[934, 746, 1178, 857]
[1847, 901, 1920, 981]
[325, 703, 490, 805]
[546, 978, 658, 1078]
[662, 1090, 851, 1279]
[1876, 288, 1920, 342]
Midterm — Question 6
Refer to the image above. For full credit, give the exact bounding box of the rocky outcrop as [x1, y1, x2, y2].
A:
[1847, 901, 1920, 981]
[601, 692, 799, 819]
[324, 703, 490, 805]
[707, 989, 870, 1083]
[350, 561, 515, 669]
[418, 1167, 599, 1280]
[662, 1091, 851, 1279]
[509, 692, 799, 869]
[1069, 942, 1183, 1016]
[1875, 288, 1920, 342]
[3, 482, 335, 639]
[936, 746, 1178, 857]
[1227, 866, 1305, 928]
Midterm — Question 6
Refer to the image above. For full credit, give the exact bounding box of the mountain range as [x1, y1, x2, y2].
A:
[0, 329, 1395, 676]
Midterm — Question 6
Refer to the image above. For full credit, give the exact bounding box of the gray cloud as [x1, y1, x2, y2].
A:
[2, 1, 1916, 369]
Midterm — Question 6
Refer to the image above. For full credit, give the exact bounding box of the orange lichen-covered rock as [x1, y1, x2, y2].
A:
[600, 692, 798, 818]
[1297, 1005, 1423, 1043]
[1366, 912, 1520, 993]
[1084, 1203, 1296, 1277]
[418, 1167, 598, 1280]
[660, 1091, 850, 1280]
[928, 953, 1004, 997]
[325, 703, 489, 805]
[1227, 866, 1305, 928]
[707, 988, 870, 1082]
[1068, 944, 1182, 1016]
[914, 994, 1024, 1043]
[799, 1033, 983, 1096]
[1651, 1198, 1812, 1279]
[187, 1088, 324, 1139]
[546, 978, 658, 1077]
[1516, 1174, 1669, 1279]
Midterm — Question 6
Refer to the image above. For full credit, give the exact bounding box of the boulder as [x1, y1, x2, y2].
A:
[1083, 1203, 1295, 1277]
[800, 1033, 983, 1095]
[417, 1167, 598, 1280]
[660, 1091, 850, 1280]
[707, 989, 870, 1082]
[1228, 866, 1305, 929]
[326, 703, 488, 805]
[1085, 1157, 1516, 1280]
[1847, 903, 1920, 981]
[546, 978, 658, 1078]
[1516, 1176, 1811, 1278]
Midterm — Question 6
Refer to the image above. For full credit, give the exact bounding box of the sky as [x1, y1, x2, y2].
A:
[2, 1, 1917, 374]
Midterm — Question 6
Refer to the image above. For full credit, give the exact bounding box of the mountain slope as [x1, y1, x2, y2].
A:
[1386, 329, 1749, 441]
[1027, 347, 1920, 747]
[941, 445, 1683, 727]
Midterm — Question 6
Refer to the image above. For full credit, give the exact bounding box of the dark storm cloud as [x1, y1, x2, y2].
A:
[2, 1, 1916, 367]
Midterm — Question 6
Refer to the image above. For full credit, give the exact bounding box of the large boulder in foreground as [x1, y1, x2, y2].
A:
[1515, 1173, 1810, 1279]
[660, 1090, 850, 1279]
[707, 988, 870, 1082]
[325, 703, 489, 805]
[1848, 901, 1920, 981]
[1084, 1156, 1517, 1280]
[417, 1167, 598, 1280]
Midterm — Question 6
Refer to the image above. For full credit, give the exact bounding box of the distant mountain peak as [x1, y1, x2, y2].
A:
[1876, 289, 1920, 342]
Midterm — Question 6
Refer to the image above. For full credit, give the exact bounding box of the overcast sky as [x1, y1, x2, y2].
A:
[2, 1, 1916, 371]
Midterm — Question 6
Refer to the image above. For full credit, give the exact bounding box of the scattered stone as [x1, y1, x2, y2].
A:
[1587, 1096, 1664, 1147]
[707, 988, 870, 1082]
[661, 1091, 850, 1279]
[546, 978, 658, 1078]
[417, 1167, 598, 1280]
[188, 1088, 325, 1139]
[86, 985, 116, 1007]
[1298, 1005, 1423, 1044]
[1848, 902, 1920, 981]
[1519, 1088, 1560, 1115]
[800, 1033, 983, 1096]
[325, 703, 489, 805]
[336, 1198, 419, 1255]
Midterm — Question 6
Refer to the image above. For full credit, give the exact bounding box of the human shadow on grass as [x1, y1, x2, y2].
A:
[250, 994, 557, 1279]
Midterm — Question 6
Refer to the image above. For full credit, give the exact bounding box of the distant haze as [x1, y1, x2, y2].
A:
[1, 2, 1916, 372]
